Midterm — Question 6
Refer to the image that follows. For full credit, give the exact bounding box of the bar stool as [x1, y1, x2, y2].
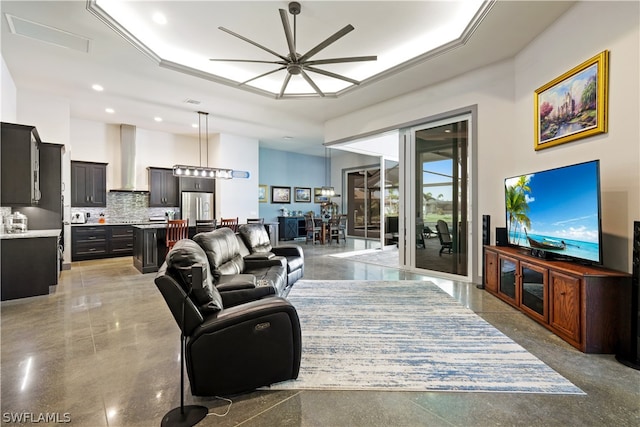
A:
[195, 219, 217, 234]
[166, 219, 189, 251]
[246, 218, 264, 224]
[219, 217, 239, 232]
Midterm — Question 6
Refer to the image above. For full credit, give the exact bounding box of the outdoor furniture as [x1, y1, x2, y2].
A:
[436, 220, 453, 256]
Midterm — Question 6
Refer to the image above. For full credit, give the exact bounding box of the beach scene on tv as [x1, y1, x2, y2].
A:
[504, 161, 601, 263]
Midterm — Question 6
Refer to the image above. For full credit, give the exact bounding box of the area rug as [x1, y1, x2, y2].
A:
[270, 280, 584, 394]
[329, 247, 399, 268]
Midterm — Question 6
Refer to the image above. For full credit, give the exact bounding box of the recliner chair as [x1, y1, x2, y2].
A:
[238, 223, 304, 288]
[154, 240, 301, 396]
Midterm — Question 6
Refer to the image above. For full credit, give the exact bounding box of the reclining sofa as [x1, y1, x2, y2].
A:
[154, 238, 301, 396]
[192, 225, 303, 297]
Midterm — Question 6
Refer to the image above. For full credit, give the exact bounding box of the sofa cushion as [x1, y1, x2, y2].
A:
[238, 223, 272, 253]
[194, 228, 245, 280]
[165, 239, 223, 314]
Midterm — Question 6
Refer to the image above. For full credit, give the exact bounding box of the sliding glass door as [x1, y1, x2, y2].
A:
[401, 115, 470, 277]
[347, 168, 381, 239]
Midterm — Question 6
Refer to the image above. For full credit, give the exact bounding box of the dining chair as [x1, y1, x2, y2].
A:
[328, 217, 341, 244]
[166, 219, 189, 251]
[304, 214, 322, 244]
[195, 219, 217, 234]
[219, 217, 239, 232]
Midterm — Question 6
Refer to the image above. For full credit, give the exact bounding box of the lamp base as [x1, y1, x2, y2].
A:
[161, 405, 208, 427]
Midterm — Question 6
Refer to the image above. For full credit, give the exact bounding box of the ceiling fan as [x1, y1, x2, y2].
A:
[210, 1, 377, 99]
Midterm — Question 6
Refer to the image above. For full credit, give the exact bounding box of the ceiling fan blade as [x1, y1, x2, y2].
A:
[279, 9, 297, 60]
[304, 65, 360, 85]
[298, 24, 354, 62]
[300, 69, 325, 97]
[240, 66, 287, 86]
[304, 56, 377, 66]
[218, 26, 289, 62]
[278, 73, 292, 99]
[210, 59, 287, 65]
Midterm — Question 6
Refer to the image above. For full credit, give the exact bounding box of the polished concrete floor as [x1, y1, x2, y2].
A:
[1, 238, 638, 426]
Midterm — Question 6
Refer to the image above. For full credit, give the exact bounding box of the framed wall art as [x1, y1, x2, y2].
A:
[534, 50, 609, 150]
[271, 186, 291, 203]
[294, 187, 311, 203]
[314, 187, 329, 204]
[258, 184, 268, 203]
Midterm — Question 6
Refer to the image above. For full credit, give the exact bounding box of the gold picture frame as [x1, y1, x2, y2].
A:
[258, 184, 268, 203]
[534, 50, 609, 150]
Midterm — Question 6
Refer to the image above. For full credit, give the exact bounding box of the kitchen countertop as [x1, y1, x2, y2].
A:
[0, 229, 62, 240]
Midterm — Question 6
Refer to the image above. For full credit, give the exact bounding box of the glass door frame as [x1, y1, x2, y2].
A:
[399, 112, 478, 281]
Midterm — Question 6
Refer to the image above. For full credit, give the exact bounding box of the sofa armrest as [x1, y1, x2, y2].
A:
[272, 245, 304, 259]
[216, 274, 256, 292]
[243, 256, 287, 270]
[245, 252, 276, 260]
[219, 285, 276, 308]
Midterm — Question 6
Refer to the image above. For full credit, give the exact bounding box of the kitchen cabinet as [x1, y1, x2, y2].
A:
[72, 226, 107, 260]
[149, 167, 179, 207]
[1, 231, 61, 301]
[133, 226, 160, 273]
[27, 143, 64, 230]
[71, 161, 107, 207]
[1, 122, 41, 205]
[179, 176, 215, 193]
[484, 245, 632, 353]
[108, 225, 134, 256]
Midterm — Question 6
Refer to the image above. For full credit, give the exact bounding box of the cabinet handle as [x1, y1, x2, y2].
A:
[88, 248, 96, 252]
[560, 292, 566, 296]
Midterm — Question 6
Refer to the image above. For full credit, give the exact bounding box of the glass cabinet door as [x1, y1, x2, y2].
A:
[520, 262, 547, 322]
[499, 256, 518, 303]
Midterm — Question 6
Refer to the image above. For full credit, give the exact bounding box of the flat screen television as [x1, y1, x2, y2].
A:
[504, 159, 602, 264]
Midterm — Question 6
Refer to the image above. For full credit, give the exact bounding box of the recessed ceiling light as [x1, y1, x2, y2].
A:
[154, 117, 163, 122]
[92, 84, 104, 92]
[152, 12, 167, 25]
[191, 123, 198, 128]
[105, 108, 114, 113]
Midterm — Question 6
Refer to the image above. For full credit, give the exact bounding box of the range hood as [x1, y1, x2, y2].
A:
[109, 124, 148, 193]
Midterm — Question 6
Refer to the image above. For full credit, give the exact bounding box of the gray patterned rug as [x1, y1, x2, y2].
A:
[270, 280, 584, 394]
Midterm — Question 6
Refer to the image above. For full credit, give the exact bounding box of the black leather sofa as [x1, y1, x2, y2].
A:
[237, 223, 304, 288]
[154, 239, 301, 396]
[193, 227, 297, 296]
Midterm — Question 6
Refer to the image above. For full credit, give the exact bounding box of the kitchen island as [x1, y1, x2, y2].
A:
[1, 229, 61, 301]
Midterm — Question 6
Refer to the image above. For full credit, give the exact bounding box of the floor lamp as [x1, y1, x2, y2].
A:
[162, 265, 208, 427]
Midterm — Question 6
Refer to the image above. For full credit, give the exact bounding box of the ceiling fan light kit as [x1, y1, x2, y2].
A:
[210, 1, 377, 99]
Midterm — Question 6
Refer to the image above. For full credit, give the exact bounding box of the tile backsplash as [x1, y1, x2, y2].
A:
[71, 192, 179, 223]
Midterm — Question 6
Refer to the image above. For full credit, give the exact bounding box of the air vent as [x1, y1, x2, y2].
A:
[6, 14, 90, 53]
[183, 98, 201, 105]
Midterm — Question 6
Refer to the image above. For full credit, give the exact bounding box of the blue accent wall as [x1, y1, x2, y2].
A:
[259, 148, 327, 222]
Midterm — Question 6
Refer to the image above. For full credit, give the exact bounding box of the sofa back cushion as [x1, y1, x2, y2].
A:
[164, 239, 223, 314]
[238, 223, 273, 253]
[193, 228, 245, 280]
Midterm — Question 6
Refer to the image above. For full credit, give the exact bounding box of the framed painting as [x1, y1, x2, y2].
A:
[258, 184, 268, 203]
[271, 186, 291, 203]
[294, 187, 311, 203]
[314, 187, 329, 204]
[534, 50, 609, 150]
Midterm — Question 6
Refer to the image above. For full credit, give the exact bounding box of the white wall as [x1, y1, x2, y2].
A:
[325, 1, 639, 274]
[1, 56, 17, 122]
[212, 133, 260, 222]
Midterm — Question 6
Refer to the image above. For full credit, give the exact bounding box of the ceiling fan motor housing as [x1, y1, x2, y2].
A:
[289, 2, 301, 15]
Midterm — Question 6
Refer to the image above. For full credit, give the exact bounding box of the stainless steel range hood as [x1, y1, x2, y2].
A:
[109, 124, 148, 193]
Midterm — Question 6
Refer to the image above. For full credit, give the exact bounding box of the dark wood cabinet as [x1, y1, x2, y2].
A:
[108, 225, 134, 256]
[1, 235, 59, 301]
[71, 161, 107, 207]
[179, 176, 215, 193]
[149, 167, 179, 206]
[133, 227, 160, 273]
[484, 245, 632, 353]
[279, 216, 305, 240]
[72, 226, 108, 260]
[1, 122, 41, 205]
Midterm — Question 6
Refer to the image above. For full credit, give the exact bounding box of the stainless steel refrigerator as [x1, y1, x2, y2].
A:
[181, 192, 214, 226]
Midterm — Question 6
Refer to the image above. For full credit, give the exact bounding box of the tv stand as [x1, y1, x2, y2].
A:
[484, 245, 632, 354]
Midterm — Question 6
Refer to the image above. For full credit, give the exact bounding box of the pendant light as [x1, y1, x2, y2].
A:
[321, 146, 335, 197]
[173, 111, 233, 179]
